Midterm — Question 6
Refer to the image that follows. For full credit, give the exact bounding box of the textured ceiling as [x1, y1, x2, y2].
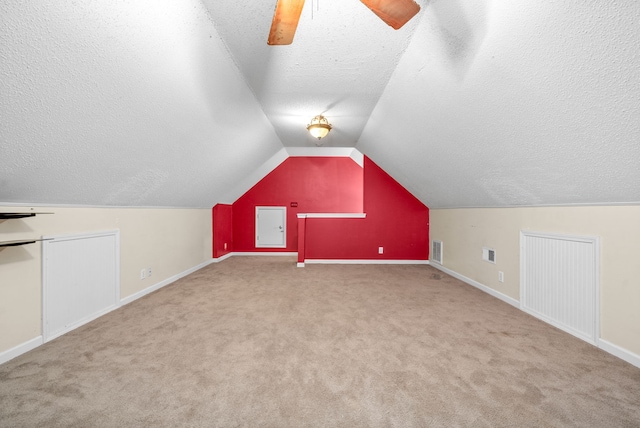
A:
[0, 0, 282, 207]
[201, 0, 420, 148]
[358, 0, 640, 207]
[1, 0, 639, 208]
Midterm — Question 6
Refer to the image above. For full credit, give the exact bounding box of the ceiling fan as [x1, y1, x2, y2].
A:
[267, 0, 421, 45]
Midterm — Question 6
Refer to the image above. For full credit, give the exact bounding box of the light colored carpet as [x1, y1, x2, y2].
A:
[1, 256, 639, 427]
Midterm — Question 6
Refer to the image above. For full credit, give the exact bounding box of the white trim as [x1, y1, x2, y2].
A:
[120, 258, 216, 306]
[231, 252, 297, 257]
[4, 199, 640, 210]
[0, 203, 213, 209]
[0, 336, 43, 365]
[212, 252, 233, 263]
[599, 339, 640, 369]
[431, 262, 640, 369]
[427, 202, 640, 209]
[284, 147, 363, 167]
[303, 259, 429, 265]
[520, 306, 598, 345]
[520, 230, 600, 244]
[41, 229, 121, 243]
[349, 149, 364, 168]
[297, 213, 366, 219]
[430, 263, 519, 308]
[4, 257, 639, 372]
[285, 147, 358, 158]
[45, 305, 120, 342]
[1, 258, 217, 364]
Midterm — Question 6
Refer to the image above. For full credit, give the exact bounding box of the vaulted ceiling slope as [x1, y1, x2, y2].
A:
[358, 0, 640, 208]
[0, 0, 282, 207]
[1, 1, 639, 209]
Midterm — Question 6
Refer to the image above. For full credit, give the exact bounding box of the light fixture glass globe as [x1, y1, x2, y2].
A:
[307, 115, 332, 139]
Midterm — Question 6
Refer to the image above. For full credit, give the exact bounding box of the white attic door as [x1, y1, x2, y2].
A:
[256, 206, 286, 248]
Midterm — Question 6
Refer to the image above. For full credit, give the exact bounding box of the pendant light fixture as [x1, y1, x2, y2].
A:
[307, 115, 332, 140]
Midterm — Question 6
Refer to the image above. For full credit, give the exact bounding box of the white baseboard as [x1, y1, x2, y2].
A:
[303, 259, 429, 265]
[599, 339, 640, 369]
[1, 259, 217, 365]
[120, 258, 216, 306]
[430, 263, 520, 308]
[0, 336, 43, 365]
[431, 263, 640, 370]
[5, 259, 638, 372]
[212, 253, 233, 263]
[46, 304, 119, 343]
[228, 254, 427, 266]
[231, 252, 298, 257]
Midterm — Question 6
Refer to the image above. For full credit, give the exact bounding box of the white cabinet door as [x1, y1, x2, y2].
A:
[43, 231, 120, 342]
[256, 206, 286, 248]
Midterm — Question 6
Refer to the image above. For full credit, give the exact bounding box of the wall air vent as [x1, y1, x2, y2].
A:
[483, 247, 496, 264]
[432, 240, 443, 264]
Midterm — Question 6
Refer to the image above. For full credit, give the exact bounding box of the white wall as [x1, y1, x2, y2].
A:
[0, 207, 212, 357]
[430, 205, 640, 361]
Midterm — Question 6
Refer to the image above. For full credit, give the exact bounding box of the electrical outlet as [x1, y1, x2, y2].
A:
[140, 269, 146, 280]
[378, 246, 384, 254]
[148, 268, 152, 277]
[498, 271, 504, 282]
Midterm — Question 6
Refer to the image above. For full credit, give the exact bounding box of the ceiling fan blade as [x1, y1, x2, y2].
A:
[267, 0, 306, 45]
[360, 0, 420, 30]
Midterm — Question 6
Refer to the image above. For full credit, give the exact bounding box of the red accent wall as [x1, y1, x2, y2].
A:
[231, 157, 364, 252]
[212, 203, 233, 258]
[303, 157, 429, 260]
[213, 155, 429, 260]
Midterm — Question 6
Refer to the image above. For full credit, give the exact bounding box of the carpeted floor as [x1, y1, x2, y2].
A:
[1, 256, 639, 427]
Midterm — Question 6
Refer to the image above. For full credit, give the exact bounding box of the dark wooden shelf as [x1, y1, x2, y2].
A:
[0, 212, 53, 219]
[0, 238, 52, 249]
[0, 239, 37, 247]
[0, 212, 54, 250]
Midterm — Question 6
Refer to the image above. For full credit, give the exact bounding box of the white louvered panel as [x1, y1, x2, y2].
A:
[43, 231, 120, 342]
[520, 232, 599, 345]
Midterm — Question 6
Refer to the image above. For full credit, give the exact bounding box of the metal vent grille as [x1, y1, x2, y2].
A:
[483, 247, 496, 263]
[432, 240, 443, 264]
